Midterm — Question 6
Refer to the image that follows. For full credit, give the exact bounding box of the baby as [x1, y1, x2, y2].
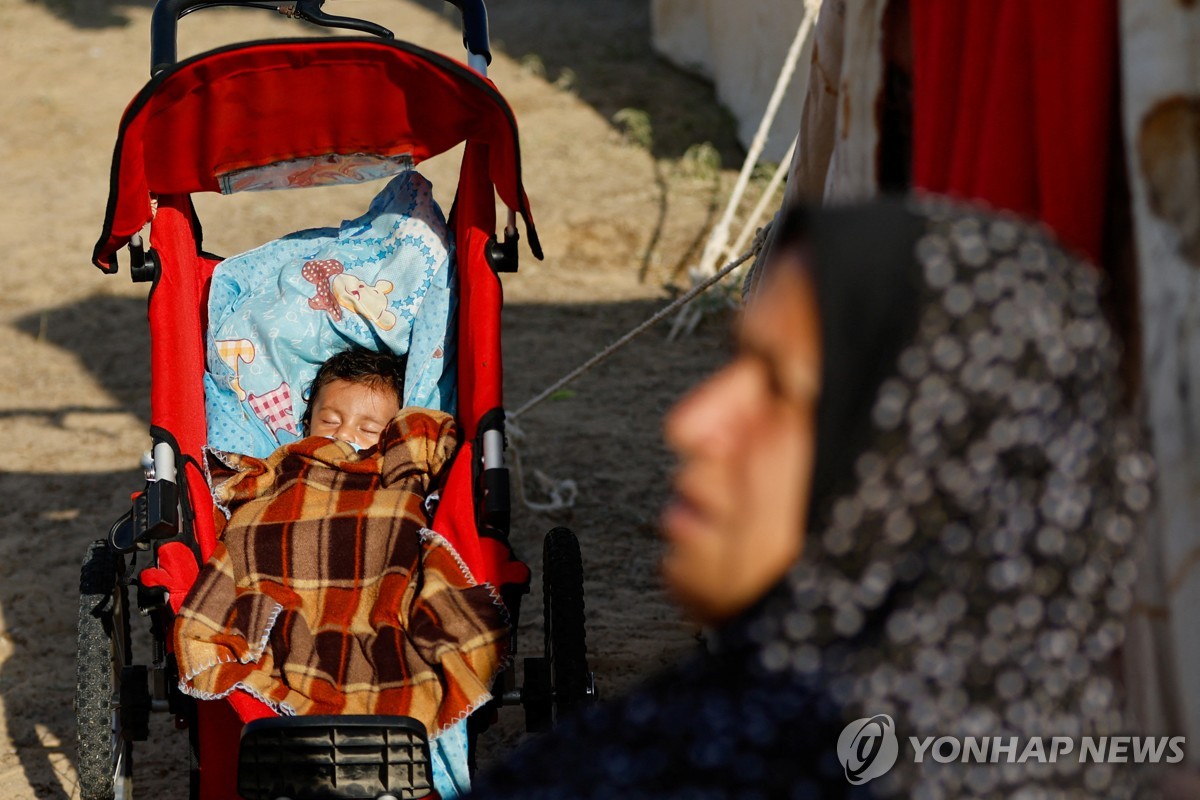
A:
[175, 346, 509, 789]
[300, 346, 407, 451]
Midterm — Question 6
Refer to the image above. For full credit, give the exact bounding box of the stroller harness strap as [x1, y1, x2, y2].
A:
[93, 37, 541, 271]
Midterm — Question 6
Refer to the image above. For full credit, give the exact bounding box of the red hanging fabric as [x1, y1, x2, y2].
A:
[910, 0, 1119, 266]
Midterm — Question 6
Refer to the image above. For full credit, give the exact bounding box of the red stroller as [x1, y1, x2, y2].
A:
[79, 2, 594, 798]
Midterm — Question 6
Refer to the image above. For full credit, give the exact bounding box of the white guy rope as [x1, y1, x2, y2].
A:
[505, 419, 578, 512]
[691, 7, 816, 282]
[728, 134, 796, 269]
[504, 240, 764, 512]
[668, 134, 798, 340]
[666, 5, 817, 341]
[510, 242, 762, 424]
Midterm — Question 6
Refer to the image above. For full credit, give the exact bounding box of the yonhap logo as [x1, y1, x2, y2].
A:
[837, 715, 899, 785]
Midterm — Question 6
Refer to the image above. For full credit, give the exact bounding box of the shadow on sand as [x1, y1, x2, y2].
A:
[1, 296, 153, 798]
[24, 0, 153, 30]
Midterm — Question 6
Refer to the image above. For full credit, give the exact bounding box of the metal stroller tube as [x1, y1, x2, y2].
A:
[443, 0, 492, 67]
[151, 0, 394, 73]
[151, 0, 492, 74]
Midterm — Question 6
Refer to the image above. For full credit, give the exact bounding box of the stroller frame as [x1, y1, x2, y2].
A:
[78, 3, 594, 799]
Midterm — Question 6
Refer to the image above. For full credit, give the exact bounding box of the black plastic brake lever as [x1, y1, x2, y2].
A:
[291, 0, 393, 39]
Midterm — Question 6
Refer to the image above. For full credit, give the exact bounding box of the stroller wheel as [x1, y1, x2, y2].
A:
[542, 527, 594, 723]
[76, 540, 133, 800]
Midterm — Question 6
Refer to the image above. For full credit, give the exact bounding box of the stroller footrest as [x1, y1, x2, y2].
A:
[238, 715, 434, 800]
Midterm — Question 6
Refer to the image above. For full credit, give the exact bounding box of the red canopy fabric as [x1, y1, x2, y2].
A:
[909, 0, 1119, 266]
[93, 37, 540, 271]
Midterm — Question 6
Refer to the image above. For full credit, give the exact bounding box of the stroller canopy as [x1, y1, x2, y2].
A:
[93, 37, 541, 271]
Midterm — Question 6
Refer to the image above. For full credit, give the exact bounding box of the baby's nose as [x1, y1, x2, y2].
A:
[334, 424, 361, 447]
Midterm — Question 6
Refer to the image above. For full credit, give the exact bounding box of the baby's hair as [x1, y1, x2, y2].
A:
[301, 347, 407, 435]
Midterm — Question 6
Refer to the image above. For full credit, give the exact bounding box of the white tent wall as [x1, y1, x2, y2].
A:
[650, 0, 817, 164]
[1120, 0, 1200, 758]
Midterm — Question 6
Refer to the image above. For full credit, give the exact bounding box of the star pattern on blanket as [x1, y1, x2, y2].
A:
[386, 236, 442, 323]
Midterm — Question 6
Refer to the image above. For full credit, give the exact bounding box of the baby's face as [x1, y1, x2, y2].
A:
[308, 379, 401, 450]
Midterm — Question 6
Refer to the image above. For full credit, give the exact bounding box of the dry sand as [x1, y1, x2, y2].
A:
[0, 0, 752, 796]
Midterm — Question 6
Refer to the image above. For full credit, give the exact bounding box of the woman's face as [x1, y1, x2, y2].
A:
[662, 260, 821, 624]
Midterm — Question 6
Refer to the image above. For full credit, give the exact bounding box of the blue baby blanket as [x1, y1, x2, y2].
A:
[205, 170, 456, 458]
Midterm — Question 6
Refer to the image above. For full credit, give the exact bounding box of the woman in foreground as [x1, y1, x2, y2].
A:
[470, 198, 1153, 798]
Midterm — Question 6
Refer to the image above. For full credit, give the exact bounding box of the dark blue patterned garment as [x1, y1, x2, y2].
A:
[474, 599, 874, 800]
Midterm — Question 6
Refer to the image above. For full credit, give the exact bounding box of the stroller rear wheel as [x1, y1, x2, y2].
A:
[542, 527, 594, 722]
[76, 540, 133, 800]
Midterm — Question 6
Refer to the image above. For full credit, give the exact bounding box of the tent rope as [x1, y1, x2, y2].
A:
[510, 237, 763, 424]
[668, 1, 817, 339]
[669, 137, 795, 340]
[689, 8, 814, 283]
[504, 232, 767, 512]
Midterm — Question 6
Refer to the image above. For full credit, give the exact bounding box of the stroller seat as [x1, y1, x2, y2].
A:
[77, 4, 594, 800]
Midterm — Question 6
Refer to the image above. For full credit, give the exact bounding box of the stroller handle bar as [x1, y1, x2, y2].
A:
[150, 0, 492, 75]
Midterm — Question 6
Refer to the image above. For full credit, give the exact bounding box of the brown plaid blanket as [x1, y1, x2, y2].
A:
[174, 408, 509, 734]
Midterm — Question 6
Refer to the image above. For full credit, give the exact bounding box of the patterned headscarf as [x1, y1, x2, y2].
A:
[469, 197, 1153, 799]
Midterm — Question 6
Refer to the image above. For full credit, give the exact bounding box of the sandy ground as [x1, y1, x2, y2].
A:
[0, 0, 755, 796]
